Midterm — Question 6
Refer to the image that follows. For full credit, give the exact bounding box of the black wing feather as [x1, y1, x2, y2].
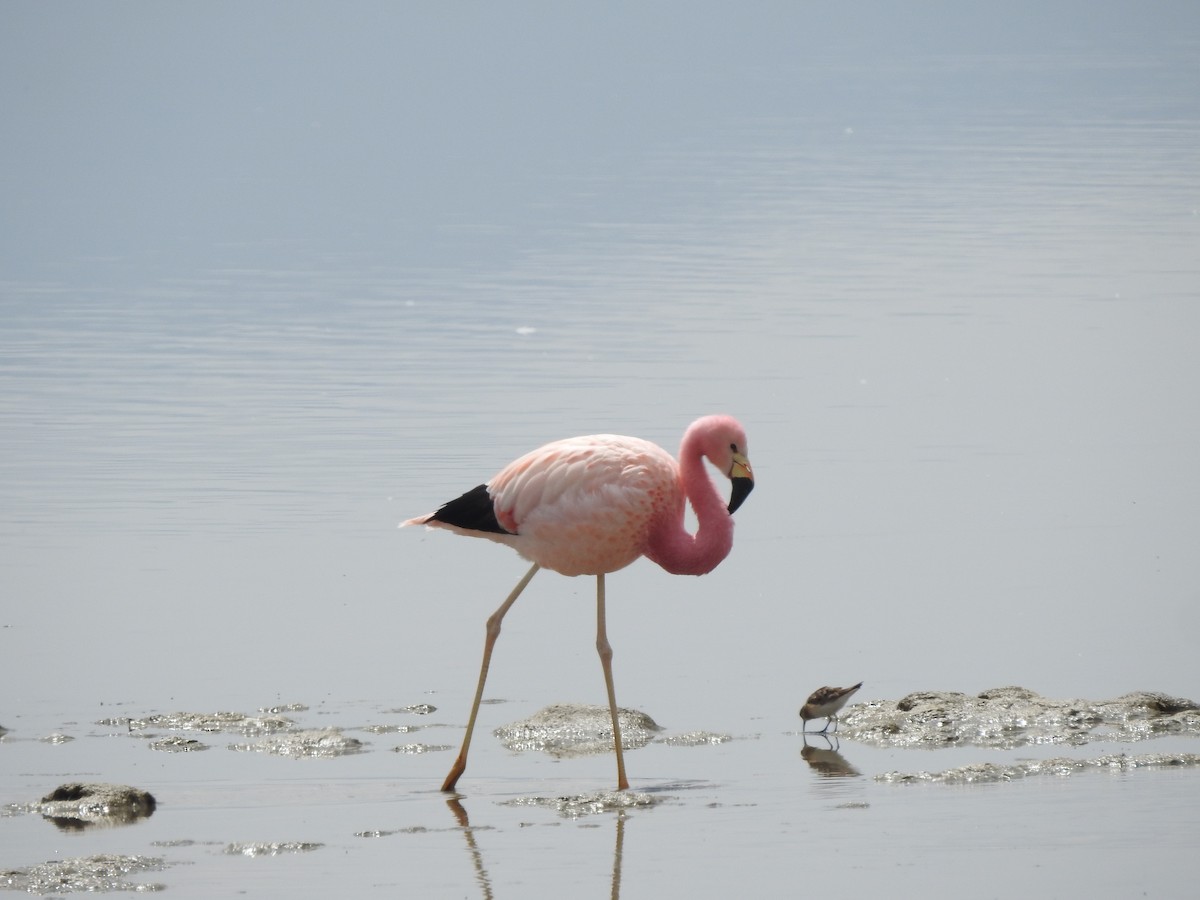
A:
[430, 483, 512, 534]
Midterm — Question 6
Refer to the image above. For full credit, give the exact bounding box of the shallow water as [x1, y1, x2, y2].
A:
[2, 3, 1199, 897]
[3, 694, 1199, 896]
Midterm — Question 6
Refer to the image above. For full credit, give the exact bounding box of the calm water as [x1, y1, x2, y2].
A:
[2, 3, 1199, 897]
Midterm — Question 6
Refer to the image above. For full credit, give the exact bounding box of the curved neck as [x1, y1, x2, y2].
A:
[645, 433, 734, 576]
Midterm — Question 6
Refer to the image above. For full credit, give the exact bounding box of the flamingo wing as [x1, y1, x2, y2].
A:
[490, 435, 677, 531]
[423, 483, 511, 535]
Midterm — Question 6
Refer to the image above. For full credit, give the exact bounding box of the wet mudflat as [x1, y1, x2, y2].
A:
[3, 688, 1197, 896]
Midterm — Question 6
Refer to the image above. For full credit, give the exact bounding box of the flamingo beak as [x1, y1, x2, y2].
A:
[727, 453, 754, 513]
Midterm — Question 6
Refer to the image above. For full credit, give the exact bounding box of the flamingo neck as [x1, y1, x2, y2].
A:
[645, 433, 734, 576]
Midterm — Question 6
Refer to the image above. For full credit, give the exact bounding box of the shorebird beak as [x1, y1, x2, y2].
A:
[727, 453, 754, 513]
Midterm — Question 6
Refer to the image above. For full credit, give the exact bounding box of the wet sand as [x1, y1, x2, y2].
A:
[3, 688, 1197, 896]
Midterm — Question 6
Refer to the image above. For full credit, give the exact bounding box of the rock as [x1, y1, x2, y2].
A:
[36, 783, 157, 831]
[494, 704, 662, 757]
[841, 686, 1200, 749]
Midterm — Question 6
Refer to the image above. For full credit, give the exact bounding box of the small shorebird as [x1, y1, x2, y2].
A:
[799, 682, 863, 733]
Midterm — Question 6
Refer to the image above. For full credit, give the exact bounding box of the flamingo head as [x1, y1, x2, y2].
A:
[689, 414, 755, 514]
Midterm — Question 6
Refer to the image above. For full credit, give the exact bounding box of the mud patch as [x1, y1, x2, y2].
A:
[502, 790, 661, 818]
[841, 686, 1200, 749]
[97, 704, 447, 757]
[223, 842, 323, 857]
[391, 742, 453, 754]
[362, 723, 422, 734]
[150, 736, 210, 752]
[396, 703, 437, 715]
[109, 711, 296, 736]
[658, 731, 734, 747]
[494, 704, 662, 757]
[0, 853, 167, 892]
[878, 751, 1200, 784]
[229, 728, 365, 759]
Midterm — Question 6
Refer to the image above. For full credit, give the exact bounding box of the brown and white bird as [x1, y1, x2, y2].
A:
[799, 682, 863, 733]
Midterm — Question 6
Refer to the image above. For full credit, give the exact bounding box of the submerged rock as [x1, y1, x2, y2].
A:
[840, 686, 1200, 749]
[494, 704, 662, 757]
[0, 853, 167, 893]
[36, 783, 156, 831]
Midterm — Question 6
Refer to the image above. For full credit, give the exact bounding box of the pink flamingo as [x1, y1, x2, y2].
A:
[404, 414, 754, 792]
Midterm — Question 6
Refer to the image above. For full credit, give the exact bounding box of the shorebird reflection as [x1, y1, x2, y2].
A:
[800, 734, 862, 778]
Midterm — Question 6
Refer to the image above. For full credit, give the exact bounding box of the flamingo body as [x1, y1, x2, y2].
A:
[408, 434, 681, 577]
[404, 414, 754, 791]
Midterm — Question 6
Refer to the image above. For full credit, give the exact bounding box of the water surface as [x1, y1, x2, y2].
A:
[2, 3, 1198, 897]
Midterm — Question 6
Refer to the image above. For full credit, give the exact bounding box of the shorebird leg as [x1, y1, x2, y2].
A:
[596, 573, 629, 791]
[441, 563, 540, 793]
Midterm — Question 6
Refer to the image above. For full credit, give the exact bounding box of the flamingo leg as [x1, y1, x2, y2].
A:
[442, 562, 540, 793]
[596, 573, 630, 791]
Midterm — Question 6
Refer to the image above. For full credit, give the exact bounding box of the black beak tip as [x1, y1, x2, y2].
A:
[727, 476, 754, 514]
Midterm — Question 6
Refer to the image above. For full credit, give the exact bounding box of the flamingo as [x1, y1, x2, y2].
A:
[404, 414, 754, 792]
[799, 682, 863, 734]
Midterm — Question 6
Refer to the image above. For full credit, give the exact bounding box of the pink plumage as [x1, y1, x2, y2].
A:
[405, 415, 753, 578]
[404, 414, 755, 792]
